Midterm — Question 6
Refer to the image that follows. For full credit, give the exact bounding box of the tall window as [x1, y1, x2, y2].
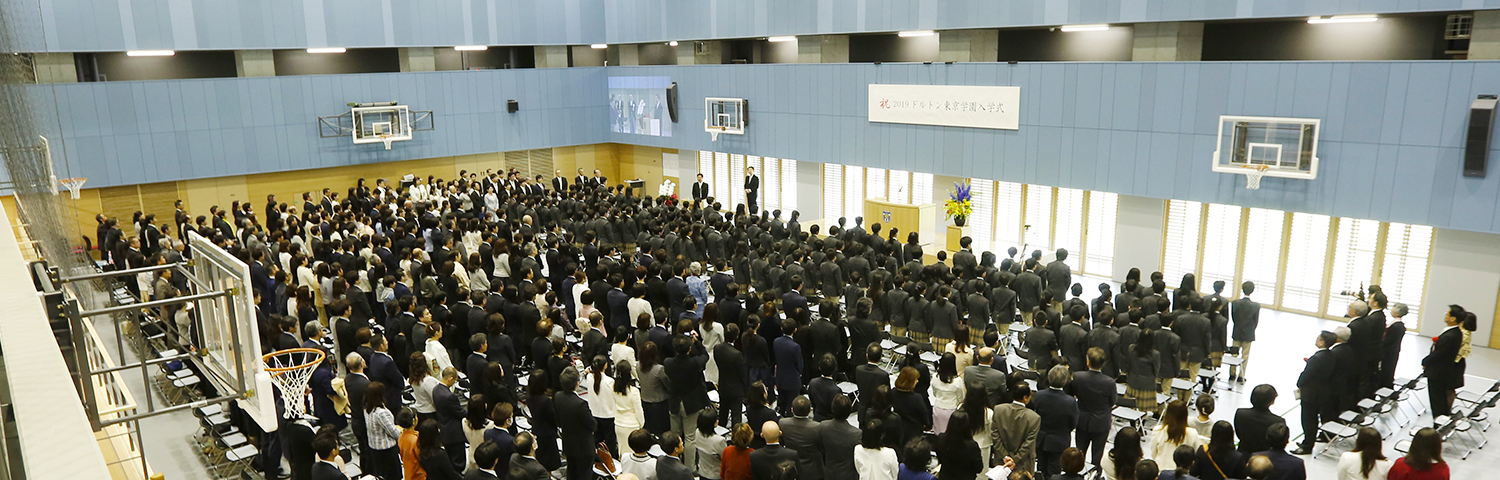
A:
[1282, 213, 1332, 313]
[822, 164, 842, 222]
[970, 180, 995, 255]
[714, 152, 731, 203]
[1024, 186, 1052, 251]
[1162, 200, 1203, 288]
[1053, 188, 1085, 270]
[762, 158, 780, 214]
[844, 165, 864, 223]
[1084, 192, 1118, 277]
[913, 172, 934, 205]
[780, 159, 797, 213]
[1200, 203, 1244, 290]
[1379, 223, 1433, 323]
[994, 181, 1024, 255]
[1327, 218, 1381, 316]
[1241, 208, 1285, 305]
[867, 168, 887, 203]
[729, 154, 746, 207]
[695, 151, 796, 213]
[889, 170, 911, 204]
[697, 151, 713, 195]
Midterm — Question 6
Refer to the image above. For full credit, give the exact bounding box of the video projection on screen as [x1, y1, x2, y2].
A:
[609, 76, 673, 137]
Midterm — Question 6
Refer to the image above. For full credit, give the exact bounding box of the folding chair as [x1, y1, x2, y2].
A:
[1315, 421, 1358, 457]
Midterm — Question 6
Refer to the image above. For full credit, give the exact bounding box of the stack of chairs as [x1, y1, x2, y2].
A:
[192, 403, 259, 479]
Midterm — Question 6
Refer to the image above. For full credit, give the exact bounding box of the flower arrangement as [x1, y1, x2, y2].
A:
[945, 180, 974, 225]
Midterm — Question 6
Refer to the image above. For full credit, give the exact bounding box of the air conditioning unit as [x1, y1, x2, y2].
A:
[1448, 14, 1474, 40]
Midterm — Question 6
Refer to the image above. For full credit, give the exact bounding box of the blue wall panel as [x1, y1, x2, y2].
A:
[599, 62, 1500, 235]
[17, 0, 1500, 52]
[34, 68, 608, 187]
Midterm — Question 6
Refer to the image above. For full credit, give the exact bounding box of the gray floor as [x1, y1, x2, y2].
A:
[111, 277, 1500, 480]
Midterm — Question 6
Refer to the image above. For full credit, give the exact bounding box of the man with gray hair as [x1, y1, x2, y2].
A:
[344, 352, 372, 472]
[302, 320, 329, 353]
[1379, 303, 1410, 388]
[1031, 365, 1078, 477]
[1330, 325, 1359, 412]
[1345, 299, 1376, 399]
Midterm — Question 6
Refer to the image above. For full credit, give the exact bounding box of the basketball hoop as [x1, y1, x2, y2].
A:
[1241, 165, 1271, 190]
[263, 348, 325, 419]
[709, 126, 724, 142]
[379, 135, 394, 150]
[58, 177, 87, 199]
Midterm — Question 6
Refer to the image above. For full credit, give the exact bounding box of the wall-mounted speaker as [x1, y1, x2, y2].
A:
[666, 82, 678, 123]
[1464, 95, 1497, 178]
[507, 100, 519, 113]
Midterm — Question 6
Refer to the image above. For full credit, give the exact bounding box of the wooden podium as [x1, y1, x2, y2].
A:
[864, 198, 937, 251]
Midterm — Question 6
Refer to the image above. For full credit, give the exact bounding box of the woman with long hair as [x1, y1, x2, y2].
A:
[409, 353, 440, 421]
[1127, 330, 1161, 414]
[416, 418, 460, 480]
[424, 322, 453, 372]
[461, 394, 493, 471]
[959, 387, 993, 467]
[744, 381, 778, 448]
[946, 324, 974, 372]
[1191, 421, 1245, 480]
[584, 355, 618, 457]
[637, 341, 672, 435]
[1173, 273, 1197, 311]
[1101, 427, 1143, 480]
[361, 382, 402, 479]
[928, 353, 965, 434]
[611, 360, 645, 452]
[1388, 427, 1447, 480]
[934, 411, 982, 480]
[1338, 427, 1393, 480]
[855, 418, 899, 480]
[525, 369, 563, 471]
[1147, 400, 1203, 471]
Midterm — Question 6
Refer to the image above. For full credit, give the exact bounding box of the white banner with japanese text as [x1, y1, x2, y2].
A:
[867, 84, 1021, 130]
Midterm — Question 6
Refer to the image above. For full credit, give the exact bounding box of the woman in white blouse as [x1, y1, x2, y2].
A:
[1147, 401, 1204, 471]
[584, 356, 618, 454]
[610, 329, 637, 377]
[928, 353, 966, 434]
[610, 360, 646, 454]
[854, 418, 899, 480]
[1336, 427, 1392, 480]
[408, 354, 440, 420]
[424, 322, 453, 373]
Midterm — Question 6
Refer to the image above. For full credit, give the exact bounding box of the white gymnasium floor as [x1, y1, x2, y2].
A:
[1058, 273, 1500, 479]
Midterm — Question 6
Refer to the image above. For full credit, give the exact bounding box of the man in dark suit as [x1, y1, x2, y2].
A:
[1329, 326, 1359, 412]
[1293, 331, 1337, 455]
[582, 313, 609, 366]
[656, 431, 695, 480]
[434, 368, 468, 469]
[468, 334, 490, 387]
[1059, 306, 1090, 372]
[772, 320, 804, 417]
[817, 395, 860, 480]
[855, 345, 891, 403]
[555, 369, 598, 480]
[666, 267, 691, 320]
[715, 323, 749, 426]
[1154, 314, 1183, 397]
[1254, 424, 1306, 480]
[782, 277, 809, 317]
[806, 355, 841, 422]
[1044, 249, 1072, 308]
[573, 168, 589, 191]
[368, 335, 405, 411]
[963, 347, 1009, 405]
[749, 421, 799, 480]
[310, 433, 349, 480]
[342, 354, 372, 473]
[1071, 349, 1116, 466]
[664, 335, 711, 466]
[1235, 384, 1286, 455]
[1229, 281, 1261, 382]
[467, 441, 504, 480]
[1175, 298, 1213, 381]
[744, 166, 761, 214]
[1014, 260, 1044, 325]
[284, 417, 317, 480]
[510, 433, 551, 480]
[1353, 296, 1386, 398]
[692, 173, 711, 201]
[551, 170, 568, 193]
[1033, 366, 1079, 478]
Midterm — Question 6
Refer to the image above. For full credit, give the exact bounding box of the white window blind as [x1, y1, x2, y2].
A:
[1242, 208, 1285, 305]
[867, 168, 887, 202]
[994, 181, 1024, 255]
[970, 180, 995, 256]
[714, 152, 731, 204]
[1327, 217, 1381, 316]
[1379, 223, 1433, 325]
[1024, 186, 1053, 251]
[1053, 188, 1085, 270]
[1163, 200, 1204, 288]
[1283, 212, 1332, 313]
[780, 159, 798, 214]
[844, 165, 865, 223]
[823, 163, 842, 223]
[729, 154, 746, 207]
[697, 151, 713, 198]
[913, 172, 934, 205]
[1083, 192, 1117, 277]
[1200, 203, 1244, 292]
[762, 158, 780, 214]
[889, 170, 911, 204]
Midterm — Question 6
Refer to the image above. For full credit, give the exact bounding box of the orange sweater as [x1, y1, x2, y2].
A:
[400, 429, 427, 480]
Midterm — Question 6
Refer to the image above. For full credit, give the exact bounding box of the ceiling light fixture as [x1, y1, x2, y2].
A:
[454, 45, 488, 51]
[306, 47, 347, 54]
[1307, 15, 1378, 24]
[590, 44, 608, 49]
[126, 50, 175, 56]
[897, 30, 935, 37]
[668, 41, 679, 47]
[1059, 24, 1110, 32]
[767, 36, 796, 42]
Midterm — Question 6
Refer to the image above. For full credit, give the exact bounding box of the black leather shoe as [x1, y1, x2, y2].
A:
[1290, 447, 1312, 455]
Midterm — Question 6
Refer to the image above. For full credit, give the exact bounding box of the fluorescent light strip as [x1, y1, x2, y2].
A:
[1307, 15, 1378, 24]
[306, 47, 347, 54]
[126, 50, 174, 57]
[454, 45, 488, 51]
[1059, 24, 1110, 32]
[590, 44, 608, 49]
[897, 30, 934, 37]
[767, 36, 797, 43]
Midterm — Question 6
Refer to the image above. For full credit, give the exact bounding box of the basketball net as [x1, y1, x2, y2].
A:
[58, 177, 87, 199]
[263, 348, 325, 419]
[380, 135, 394, 150]
[1242, 165, 1270, 190]
[709, 126, 724, 142]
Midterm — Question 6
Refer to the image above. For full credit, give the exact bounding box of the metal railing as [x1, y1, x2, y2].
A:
[79, 309, 152, 480]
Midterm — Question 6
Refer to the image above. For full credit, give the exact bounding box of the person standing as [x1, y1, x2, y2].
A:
[772, 319, 803, 417]
[1229, 282, 1261, 382]
[1044, 249, 1072, 311]
[743, 167, 760, 215]
[1293, 332, 1337, 455]
[556, 369, 598, 480]
[1379, 304, 1409, 389]
[1033, 366, 1080, 478]
[552, 170, 568, 193]
[1073, 349, 1117, 467]
[693, 173, 711, 201]
[1422, 306, 1470, 421]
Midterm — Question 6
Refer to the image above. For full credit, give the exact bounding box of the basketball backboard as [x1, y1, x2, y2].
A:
[187, 230, 276, 431]
[1212, 115, 1320, 180]
[319, 102, 435, 150]
[705, 97, 747, 141]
